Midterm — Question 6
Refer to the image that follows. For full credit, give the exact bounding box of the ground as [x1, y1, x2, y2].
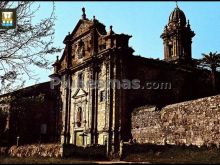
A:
[123, 144, 220, 164]
[1, 145, 220, 164]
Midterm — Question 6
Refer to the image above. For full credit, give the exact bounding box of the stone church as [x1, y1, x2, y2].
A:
[50, 6, 218, 155]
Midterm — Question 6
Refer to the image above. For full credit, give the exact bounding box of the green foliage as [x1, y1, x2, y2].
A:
[199, 51, 220, 71]
[198, 51, 220, 92]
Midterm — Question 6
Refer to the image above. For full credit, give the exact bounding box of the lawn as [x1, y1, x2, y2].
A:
[122, 144, 220, 164]
[0, 157, 95, 164]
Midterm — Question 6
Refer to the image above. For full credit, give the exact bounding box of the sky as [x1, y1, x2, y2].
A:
[26, 1, 220, 87]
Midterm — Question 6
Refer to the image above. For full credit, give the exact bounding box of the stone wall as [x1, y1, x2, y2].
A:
[121, 56, 216, 141]
[131, 94, 220, 147]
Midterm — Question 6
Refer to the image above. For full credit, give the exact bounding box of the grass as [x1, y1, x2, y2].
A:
[122, 144, 220, 164]
[0, 157, 95, 164]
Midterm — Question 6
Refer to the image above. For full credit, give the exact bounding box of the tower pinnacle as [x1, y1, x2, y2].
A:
[82, 7, 86, 20]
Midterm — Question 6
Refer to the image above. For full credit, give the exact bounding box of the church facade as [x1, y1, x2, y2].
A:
[50, 6, 217, 155]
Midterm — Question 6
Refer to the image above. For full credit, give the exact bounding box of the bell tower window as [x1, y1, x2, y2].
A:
[168, 45, 173, 57]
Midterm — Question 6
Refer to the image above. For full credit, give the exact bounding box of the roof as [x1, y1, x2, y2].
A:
[0, 81, 54, 98]
[169, 6, 186, 26]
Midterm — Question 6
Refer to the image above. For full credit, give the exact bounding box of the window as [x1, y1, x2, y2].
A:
[182, 48, 185, 58]
[78, 72, 84, 88]
[40, 124, 47, 134]
[168, 45, 173, 57]
[100, 90, 105, 102]
[103, 135, 107, 145]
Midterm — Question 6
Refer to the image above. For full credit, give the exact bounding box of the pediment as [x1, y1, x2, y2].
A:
[71, 19, 93, 39]
[72, 88, 88, 99]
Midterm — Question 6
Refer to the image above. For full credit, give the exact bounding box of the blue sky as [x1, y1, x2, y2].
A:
[27, 1, 220, 86]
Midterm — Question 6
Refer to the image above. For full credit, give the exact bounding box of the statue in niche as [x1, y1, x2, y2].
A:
[76, 40, 85, 59]
[76, 107, 82, 127]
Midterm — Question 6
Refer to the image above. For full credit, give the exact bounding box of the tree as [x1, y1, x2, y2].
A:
[199, 51, 220, 92]
[0, 1, 61, 94]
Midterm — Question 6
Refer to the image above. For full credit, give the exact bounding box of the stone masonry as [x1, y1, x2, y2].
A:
[132, 95, 220, 147]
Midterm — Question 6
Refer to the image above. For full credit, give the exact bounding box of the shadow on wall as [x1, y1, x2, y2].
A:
[0, 111, 8, 146]
[0, 82, 61, 146]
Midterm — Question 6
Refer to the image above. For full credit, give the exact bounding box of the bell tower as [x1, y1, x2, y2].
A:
[161, 4, 195, 64]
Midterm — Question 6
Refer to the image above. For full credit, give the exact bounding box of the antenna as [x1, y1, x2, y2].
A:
[176, 1, 179, 8]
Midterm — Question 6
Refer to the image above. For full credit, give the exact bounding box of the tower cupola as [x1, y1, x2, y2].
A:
[161, 4, 195, 64]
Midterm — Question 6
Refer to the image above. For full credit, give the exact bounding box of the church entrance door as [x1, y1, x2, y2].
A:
[75, 131, 83, 146]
